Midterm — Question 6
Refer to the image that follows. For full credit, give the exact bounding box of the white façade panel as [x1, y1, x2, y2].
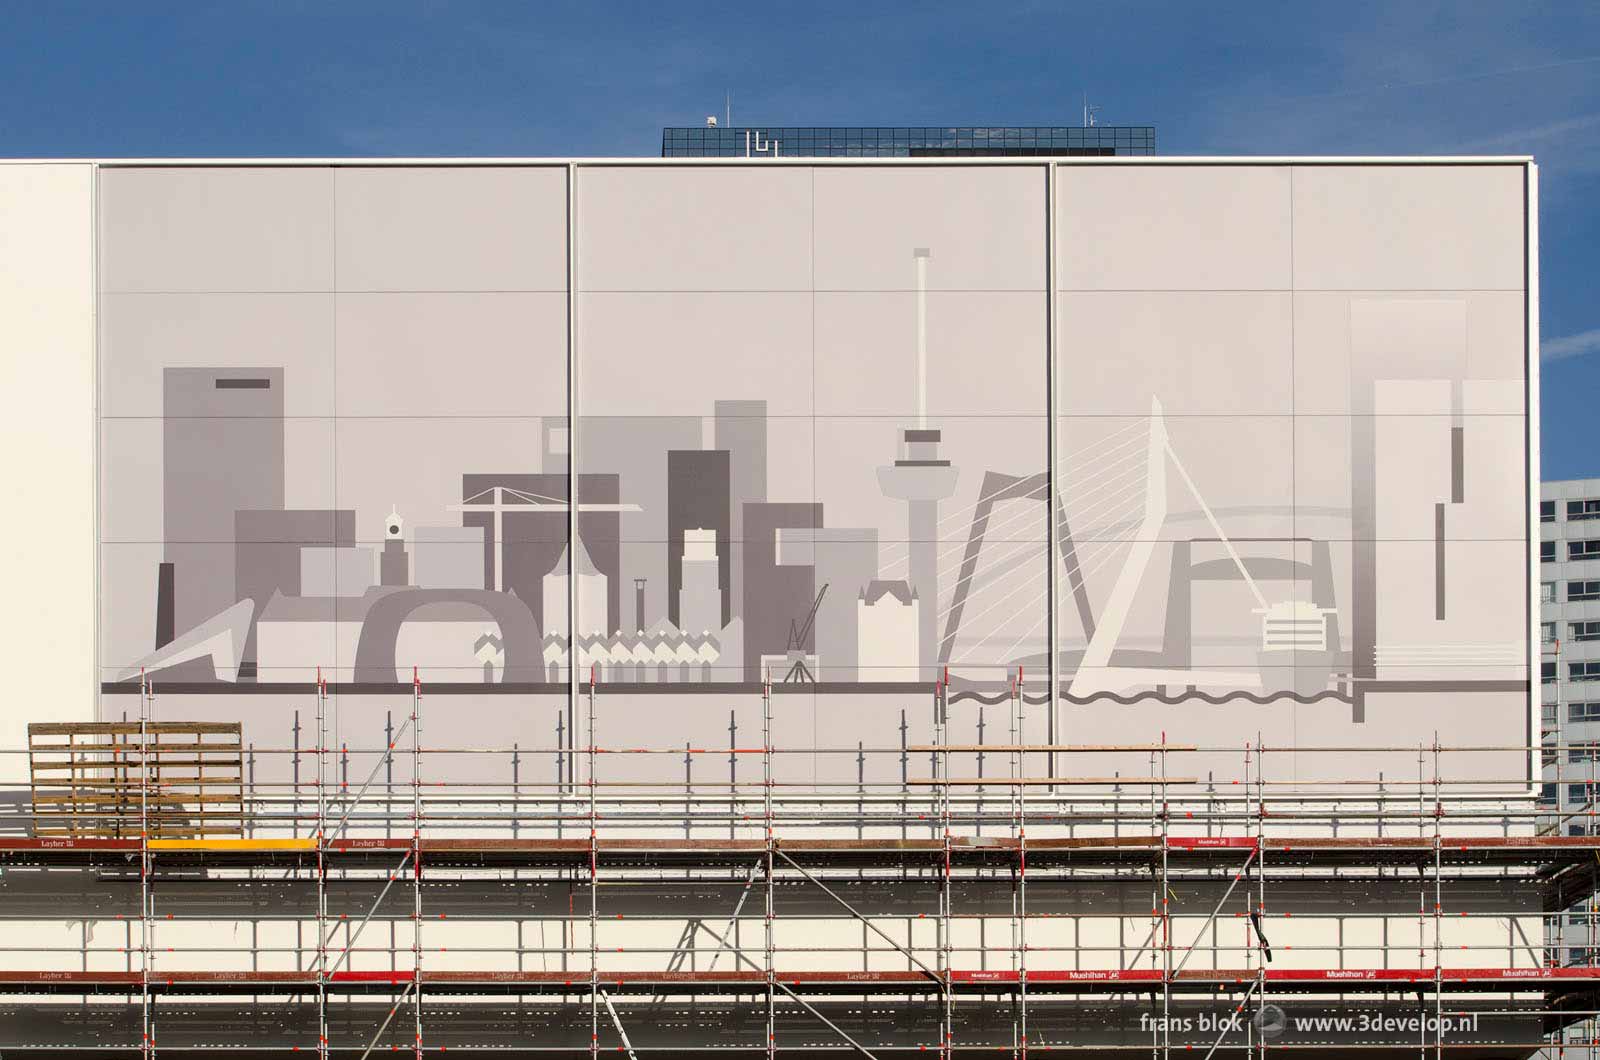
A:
[1055, 165, 1291, 291]
[0, 163, 96, 759]
[334, 166, 569, 293]
[576, 166, 813, 292]
[812, 166, 1046, 291]
[98, 167, 333, 293]
[1291, 164, 1525, 291]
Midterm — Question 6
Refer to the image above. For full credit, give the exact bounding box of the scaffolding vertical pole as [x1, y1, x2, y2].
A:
[857, 740, 866, 842]
[556, 711, 565, 840]
[976, 706, 985, 836]
[589, 667, 599, 1060]
[386, 710, 395, 842]
[1010, 672, 1019, 1060]
[139, 671, 153, 1060]
[1416, 737, 1426, 1059]
[939, 672, 953, 1060]
[903, 702, 912, 979]
[1440, 736, 1452, 1060]
[900, 708, 909, 843]
[412, 669, 423, 1060]
[1160, 730, 1170, 1060]
[1014, 670, 1029, 1060]
[763, 672, 775, 1060]
[1586, 735, 1597, 1060]
[1149, 740, 1159, 1060]
[1255, 737, 1266, 1060]
[316, 672, 328, 1060]
[246, 741, 255, 840]
[293, 709, 302, 840]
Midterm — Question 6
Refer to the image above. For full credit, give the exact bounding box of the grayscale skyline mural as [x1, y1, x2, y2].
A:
[95, 162, 1532, 771]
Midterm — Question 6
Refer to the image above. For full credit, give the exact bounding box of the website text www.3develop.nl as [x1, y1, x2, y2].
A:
[1139, 1007, 1480, 1040]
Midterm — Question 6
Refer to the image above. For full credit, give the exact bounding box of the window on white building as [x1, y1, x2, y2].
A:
[1571, 702, 1600, 723]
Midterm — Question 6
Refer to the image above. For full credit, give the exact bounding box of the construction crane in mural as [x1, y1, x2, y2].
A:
[446, 484, 641, 592]
[782, 582, 829, 684]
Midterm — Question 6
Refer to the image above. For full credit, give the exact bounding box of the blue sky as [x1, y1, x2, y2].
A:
[3, 1, 1596, 477]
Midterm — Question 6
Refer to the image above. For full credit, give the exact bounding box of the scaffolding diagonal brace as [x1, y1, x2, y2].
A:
[1171, 848, 1256, 978]
[1201, 977, 1258, 1060]
[774, 848, 941, 983]
[663, 919, 700, 975]
[690, 918, 762, 974]
[599, 990, 639, 1060]
[322, 851, 411, 977]
[328, 712, 414, 841]
[357, 979, 415, 1060]
[705, 860, 763, 972]
[775, 980, 882, 1060]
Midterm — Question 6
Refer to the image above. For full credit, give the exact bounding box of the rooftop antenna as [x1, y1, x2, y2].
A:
[1082, 92, 1101, 128]
[725, 91, 732, 129]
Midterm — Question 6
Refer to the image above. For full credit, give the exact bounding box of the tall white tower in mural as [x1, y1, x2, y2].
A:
[877, 248, 959, 680]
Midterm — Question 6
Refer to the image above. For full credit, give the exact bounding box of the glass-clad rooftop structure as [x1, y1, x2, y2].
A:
[661, 125, 1156, 158]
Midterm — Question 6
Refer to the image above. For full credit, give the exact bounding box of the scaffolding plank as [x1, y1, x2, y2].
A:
[2, 967, 1592, 993]
[909, 777, 1198, 786]
[147, 838, 316, 852]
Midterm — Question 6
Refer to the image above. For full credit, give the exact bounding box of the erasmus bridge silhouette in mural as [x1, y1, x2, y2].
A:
[934, 397, 1351, 709]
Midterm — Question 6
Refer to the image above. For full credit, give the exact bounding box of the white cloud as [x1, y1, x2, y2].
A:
[1543, 327, 1600, 361]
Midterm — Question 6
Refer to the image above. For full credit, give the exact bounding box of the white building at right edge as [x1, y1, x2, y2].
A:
[1541, 477, 1600, 829]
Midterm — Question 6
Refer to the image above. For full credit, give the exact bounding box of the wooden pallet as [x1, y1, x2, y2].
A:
[27, 722, 245, 839]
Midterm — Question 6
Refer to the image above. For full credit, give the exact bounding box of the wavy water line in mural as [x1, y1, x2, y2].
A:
[944, 689, 1356, 707]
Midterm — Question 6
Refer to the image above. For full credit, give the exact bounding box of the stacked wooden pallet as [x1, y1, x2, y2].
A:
[26, 722, 244, 839]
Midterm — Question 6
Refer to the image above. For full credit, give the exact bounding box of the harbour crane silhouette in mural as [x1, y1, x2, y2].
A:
[447, 484, 640, 591]
[782, 582, 829, 684]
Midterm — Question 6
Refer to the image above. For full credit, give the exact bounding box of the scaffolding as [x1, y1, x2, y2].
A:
[1, 669, 1597, 1056]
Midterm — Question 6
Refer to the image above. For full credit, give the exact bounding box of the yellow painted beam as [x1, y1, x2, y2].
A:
[147, 838, 316, 852]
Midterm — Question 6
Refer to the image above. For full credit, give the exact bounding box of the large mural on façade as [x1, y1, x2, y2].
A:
[95, 162, 1532, 773]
